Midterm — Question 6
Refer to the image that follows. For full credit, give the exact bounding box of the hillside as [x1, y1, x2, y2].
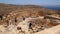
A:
[0, 3, 58, 16]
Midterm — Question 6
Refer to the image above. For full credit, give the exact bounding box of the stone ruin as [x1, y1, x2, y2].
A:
[0, 10, 60, 34]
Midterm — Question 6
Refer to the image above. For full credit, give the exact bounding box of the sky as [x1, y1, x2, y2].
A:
[0, 0, 60, 6]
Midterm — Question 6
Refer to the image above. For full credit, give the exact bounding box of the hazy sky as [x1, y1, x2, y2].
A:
[0, 0, 60, 6]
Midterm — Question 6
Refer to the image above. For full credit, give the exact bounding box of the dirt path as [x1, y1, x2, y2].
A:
[34, 25, 60, 34]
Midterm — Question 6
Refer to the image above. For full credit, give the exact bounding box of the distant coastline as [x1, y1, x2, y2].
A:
[43, 6, 60, 10]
